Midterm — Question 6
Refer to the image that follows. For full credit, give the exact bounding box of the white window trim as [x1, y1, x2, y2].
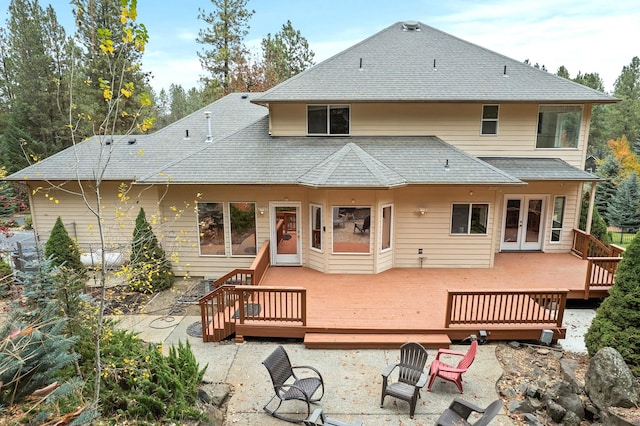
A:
[535, 104, 583, 149]
[450, 202, 490, 235]
[197, 201, 226, 257]
[550, 195, 566, 243]
[306, 104, 351, 136]
[481, 104, 499, 136]
[310, 203, 322, 253]
[380, 203, 393, 253]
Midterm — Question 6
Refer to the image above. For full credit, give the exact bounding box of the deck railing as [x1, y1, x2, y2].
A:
[584, 256, 622, 299]
[211, 240, 271, 288]
[445, 289, 568, 328]
[198, 284, 307, 342]
[571, 229, 625, 298]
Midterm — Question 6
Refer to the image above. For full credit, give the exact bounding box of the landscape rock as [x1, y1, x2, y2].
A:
[561, 358, 585, 393]
[522, 412, 545, 426]
[557, 393, 585, 419]
[585, 347, 640, 410]
[562, 410, 582, 426]
[547, 400, 567, 423]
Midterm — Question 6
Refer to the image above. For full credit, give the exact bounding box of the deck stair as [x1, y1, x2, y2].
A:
[303, 332, 451, 350]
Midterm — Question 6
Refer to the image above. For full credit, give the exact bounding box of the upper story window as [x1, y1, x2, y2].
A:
[481, 105, 499, 135]
[536, 105, 582, 148]
[307, 105, 350, 135]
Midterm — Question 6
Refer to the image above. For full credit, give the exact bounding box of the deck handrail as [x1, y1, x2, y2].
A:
[572, 229, 619, 259]
[211, 240, 271, 288]
[584, 256, 622, 299]
[198, 284, 307, 342]
[445, 289, 568, 328]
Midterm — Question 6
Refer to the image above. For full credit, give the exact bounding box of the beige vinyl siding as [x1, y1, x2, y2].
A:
[392, 187, 495, 268]
[268, 102, 590, 169]
[27, 181, 160, 253]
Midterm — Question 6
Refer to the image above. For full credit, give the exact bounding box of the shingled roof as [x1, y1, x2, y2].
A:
[8, 93, 267, 181]
[253, 21, 616, 104]
[138, 118, 524, 187]
[480, 157, 600, 181]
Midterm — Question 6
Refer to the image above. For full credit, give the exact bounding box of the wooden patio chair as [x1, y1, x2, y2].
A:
[380, 341, 429, 419]
[303, 408, 363, 426]
[353, 215, 370, 233]
[427, 339, 478, 393]
[262, 345, 325, 423]
[436, 397, 503, 426]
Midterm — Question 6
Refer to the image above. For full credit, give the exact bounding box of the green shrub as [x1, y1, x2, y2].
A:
[44, 216, 84, 272]
[78, 326, 207, 423]
[585, 229, 640, 375]
[579, 192, 611, 246]
[128, 208, 173, 293]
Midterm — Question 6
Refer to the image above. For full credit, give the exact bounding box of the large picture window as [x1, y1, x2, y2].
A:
[551, 196, 566, 242]
[536, 105, 582, 148]
[198, 202, 225, 255]
[230, 202, 257, 256]
[332, 206, 370, 253]
[307, 105, 350, 135]
[481, 105, 499, 135]
[451, 203, 489, 235]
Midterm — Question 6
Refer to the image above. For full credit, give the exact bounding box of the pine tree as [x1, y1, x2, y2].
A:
[197, 0, 254, 96]
[261, 20, 315, 87]
[129, 208, 173, 293]
[594, 154, 620, 224]
[607, 172, 640, 232]
[44, 216, 84, 272]
[585, 228, 640, 375]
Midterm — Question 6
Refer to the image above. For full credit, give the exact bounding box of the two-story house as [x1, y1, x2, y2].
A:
[9, 21, 616, 282]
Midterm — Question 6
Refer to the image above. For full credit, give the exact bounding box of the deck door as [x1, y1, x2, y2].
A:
[270, 203, 301, 266]
[500, 196, 545, 251]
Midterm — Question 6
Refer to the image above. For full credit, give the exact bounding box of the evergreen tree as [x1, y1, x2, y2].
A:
[585, 228, 640, 375]
[0, 0, 74, 172]
[0, 258, 85, 416]
[261, 20, 315, 87]
[607, 172, 640, 232]
[579, 191, 611, 245]
[44, 216, 84, 272]
[594, 154, 620, 224]
[197, 0, 254, 97]
[129, 208, 173, 293]
[603, 56, 640, 144]
[71, 0, 154, 136]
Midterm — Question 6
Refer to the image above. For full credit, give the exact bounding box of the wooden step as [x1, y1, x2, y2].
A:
[303, 333, 451, 350]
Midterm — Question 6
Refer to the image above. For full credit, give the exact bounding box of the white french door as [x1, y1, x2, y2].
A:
[270, 202, 301, 265]
[500, 196, 546, 251]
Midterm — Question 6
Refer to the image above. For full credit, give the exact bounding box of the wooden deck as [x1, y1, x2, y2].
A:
[220, 252, 601, 348]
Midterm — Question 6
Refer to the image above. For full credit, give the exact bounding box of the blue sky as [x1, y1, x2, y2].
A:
[2, 0, 639, 93]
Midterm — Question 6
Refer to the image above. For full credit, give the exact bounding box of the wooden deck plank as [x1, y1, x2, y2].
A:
[205, 253, 592, 347]
[304, 333, 451, 349]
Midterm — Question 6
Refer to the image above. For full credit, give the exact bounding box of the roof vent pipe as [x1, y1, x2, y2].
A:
[503, 65, 508, 77]
[204, 111, 212, 142]
[433, 59, 437, 71]
[359, 58, 363, 71]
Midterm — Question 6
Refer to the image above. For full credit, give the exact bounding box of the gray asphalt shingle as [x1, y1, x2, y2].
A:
[480, 157, 600, 181]
[253, 21, 616, 104]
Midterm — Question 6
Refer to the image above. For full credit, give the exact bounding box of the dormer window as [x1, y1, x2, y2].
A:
[307, 105, 350, 135]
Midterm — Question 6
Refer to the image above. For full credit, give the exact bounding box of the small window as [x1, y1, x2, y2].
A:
[311, 204, 322, 251]
[451, 203, 489, 235]
[307, 105, 350, 135]
[481, 105, 499, 135]
[551, 196, 565, 242]
[381, 205, 392, 251]
[536, 105, 582, 148]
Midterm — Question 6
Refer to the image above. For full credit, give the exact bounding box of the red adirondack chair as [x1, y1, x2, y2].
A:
[427, 340, 478, 393]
